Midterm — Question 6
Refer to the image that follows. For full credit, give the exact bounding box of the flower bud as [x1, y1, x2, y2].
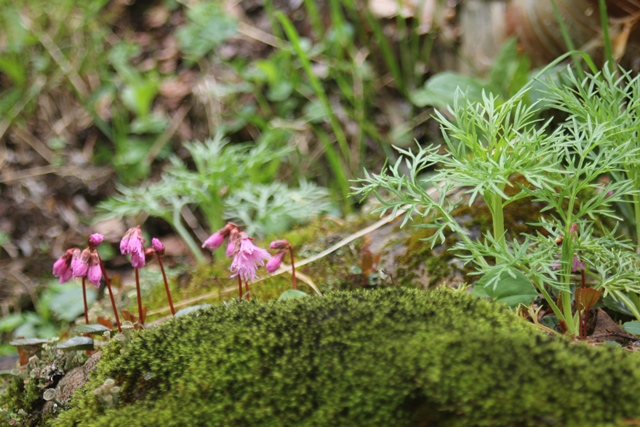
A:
[269, 239, 291, 250]
[88, 233, 104, 248]
[151, 238, 165, 255]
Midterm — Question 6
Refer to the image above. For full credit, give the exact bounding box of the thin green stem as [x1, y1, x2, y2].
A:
[170, 212, 206, 264]
[490, 194, 505, 248]
[633, 192, 640, 253]
[277, 12, 352, 173]
[549, 0, 584, 81]
[598, 0, 614, 71]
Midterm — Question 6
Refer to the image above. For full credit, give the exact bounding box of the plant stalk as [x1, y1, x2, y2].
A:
[289, 246, 297, 291]
[97, 256, 122, 333]
[82, 277, 89, 325]
[170, 212, 206, 264]
[135, 268, 144, 325]
[156, 255, 175, 316]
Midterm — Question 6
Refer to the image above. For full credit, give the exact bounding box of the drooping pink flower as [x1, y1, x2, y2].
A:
[87, 253, 102, 287]
[131, 250, 146, 268]
[152, 238, 165, 255]
[226, 228, 240, 258]
[71, 248, 91, 278]
[121, 226, 146, 267]
[202, 231, 225, 251]
[202, 223, 239, 252]
[88, 233, 104, 248]
[52, 248, 78, 283]
[229, 234, 271, 283]
[121, 226, 145, 255]
[266, 250, 286, 273]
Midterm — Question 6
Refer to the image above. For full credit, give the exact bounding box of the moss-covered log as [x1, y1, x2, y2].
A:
[55, 288, 640, 427]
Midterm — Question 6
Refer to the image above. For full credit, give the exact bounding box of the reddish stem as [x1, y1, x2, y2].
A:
[97, 255, 122, 332]
[156, 255, 175, 316]
[245, 281, 250, 300]
[238, 275, 243, 300]
[135, 268, 144, 325]
[288, 247, 297, 291]
[82, 277, 89, 324]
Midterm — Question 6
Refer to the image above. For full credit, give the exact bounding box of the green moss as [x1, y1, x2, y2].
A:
[393, 188, 549, 288]
[54, 288, 640, 427]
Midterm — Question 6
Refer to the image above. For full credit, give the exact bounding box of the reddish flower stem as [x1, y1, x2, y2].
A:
[288, 247, 297, 290]
[237, 276, 243, 300]
[82, 277, 89, 324]
[135, 268, 144, 325]
[245, 281, 250, 300]
[97, 256, 122, 333]
[156, 255, 175, 316]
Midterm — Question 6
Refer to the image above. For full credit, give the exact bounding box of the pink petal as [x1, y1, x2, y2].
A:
[202, 231, 225, 250]
[266, 251, 286, 273]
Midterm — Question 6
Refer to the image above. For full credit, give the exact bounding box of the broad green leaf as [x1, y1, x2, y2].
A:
[278, 290, 309, 300]
[623, 321, 640, 336]
[411, 72, 487, 108]
[475, 268, 537, 308]
[57, 336, 94, 351]
[49, 286, 97, 322]
[74, 324, 111, 334]
[9, 338, 49, 347]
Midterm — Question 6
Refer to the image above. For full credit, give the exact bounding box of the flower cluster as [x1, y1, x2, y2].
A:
[52, 233, 105, 287]
[120, 226, 146, 268]
[203, 223, 271, 299]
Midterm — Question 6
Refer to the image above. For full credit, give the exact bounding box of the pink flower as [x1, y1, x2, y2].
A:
[229, 235, 271, 283]
[87, 253, 102, 287]
[152, 238, 165, 255]
[202, 223, 239, 252]
[121, 226, 146, 268]
[52, 248, 78, 283]
[269, 239, 291, 250]
[226, 228, 240, 258]
[88, 233, 104, 248]
[131, 250, 146, 268]
[266, 250, 286, 273]
[72, 248, 91, 278]
[202, 231, 225, 250]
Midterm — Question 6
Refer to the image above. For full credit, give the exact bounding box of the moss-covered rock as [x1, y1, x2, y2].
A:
[54, 288, 640, 427]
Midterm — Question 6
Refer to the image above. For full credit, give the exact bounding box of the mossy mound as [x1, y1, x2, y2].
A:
[55, 288, 640, 427]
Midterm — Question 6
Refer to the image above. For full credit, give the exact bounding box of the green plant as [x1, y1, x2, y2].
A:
[224, 181, 333, 238]
[355, 70, 640, 336]
[542, 66, 640, 250]
[96, 133, 332, 262]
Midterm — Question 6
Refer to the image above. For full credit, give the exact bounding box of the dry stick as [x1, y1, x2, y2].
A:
[135, 268, 144, 325]
[97, 257, 122, 333]
[156, 255, 176, 316]
[82, 277, 89, 325]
